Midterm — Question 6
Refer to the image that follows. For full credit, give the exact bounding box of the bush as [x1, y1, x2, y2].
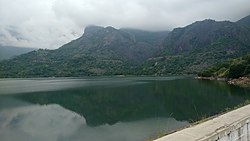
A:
[216, 67, 228, 77]
[244, 65, 250, 75]
[228, 63, 246, 78]
[198, 70, 213, 77]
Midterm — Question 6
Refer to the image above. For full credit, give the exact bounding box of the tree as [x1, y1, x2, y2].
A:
[228, 63, 246, 78]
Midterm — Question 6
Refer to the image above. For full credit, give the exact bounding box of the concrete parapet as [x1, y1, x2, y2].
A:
[155, 104, 250, 141]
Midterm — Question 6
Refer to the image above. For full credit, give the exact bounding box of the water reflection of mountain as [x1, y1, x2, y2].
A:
[13, 79, 250, 126]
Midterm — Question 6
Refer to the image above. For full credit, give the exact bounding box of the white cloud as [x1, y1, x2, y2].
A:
[0, 103, 188, 141]
[0, 0, 249, 49]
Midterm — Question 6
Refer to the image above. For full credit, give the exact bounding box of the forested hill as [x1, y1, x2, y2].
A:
[198, 54, 250, 79]
[138, 17, 250, 75]
[0, 15, 250, 78]
[0, 26, 168, 77]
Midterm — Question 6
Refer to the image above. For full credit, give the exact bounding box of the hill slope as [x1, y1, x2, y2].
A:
[0, 26, 168, 77]
[197, 54, 250, 87]
[237, 14, 250, 28]
[198, 54, 250, 78]
[0, 46, 35, 61]
[57, 26, 167, 63]
[139, 19, 250, 75]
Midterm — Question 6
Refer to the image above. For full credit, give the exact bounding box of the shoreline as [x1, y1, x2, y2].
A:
[228, 77, 250, 87]
[196, 76, 250, 88]
[195, 76, 227, 81]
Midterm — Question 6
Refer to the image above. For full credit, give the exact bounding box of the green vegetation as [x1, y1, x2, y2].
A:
[0, 26, 168, 77]
[140, 18, 250, 76]
[137, 37, 250, 75]
[198, 54, 250, 79]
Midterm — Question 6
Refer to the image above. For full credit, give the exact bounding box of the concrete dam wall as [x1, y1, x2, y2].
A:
[155, 104, 250, 141]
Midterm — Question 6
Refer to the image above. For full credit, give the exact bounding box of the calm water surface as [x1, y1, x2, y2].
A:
[0, 76, 250, 141]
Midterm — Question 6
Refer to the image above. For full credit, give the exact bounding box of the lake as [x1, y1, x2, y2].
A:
[0, 76, 250, 141]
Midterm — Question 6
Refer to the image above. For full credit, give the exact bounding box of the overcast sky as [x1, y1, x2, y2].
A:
[0, 0, 250, 49]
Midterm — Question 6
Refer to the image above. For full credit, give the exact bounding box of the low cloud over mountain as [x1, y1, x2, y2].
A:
[0, 0, 250, 49]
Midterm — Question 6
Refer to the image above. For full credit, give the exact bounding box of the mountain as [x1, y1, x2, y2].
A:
[237, 15, 250, 28]
[57, 26, 168, 63]
[0, 26, 168, 77]
[162, 19, 250, 54]
[139, 19, 250, 75]
[1, 15, 250, 78]
[0, 46, 35, 61]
